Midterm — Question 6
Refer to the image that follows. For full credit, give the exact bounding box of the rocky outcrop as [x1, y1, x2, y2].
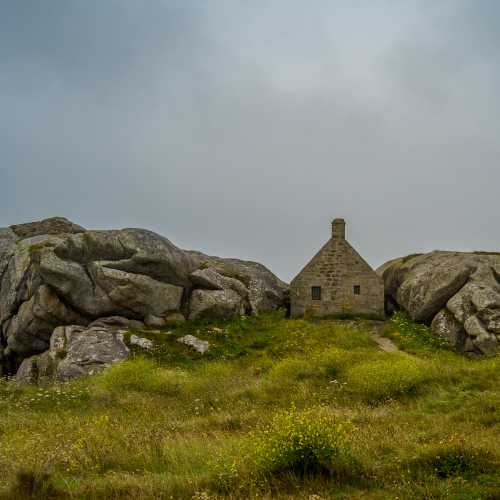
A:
[190, 268, 249, 298]
[189, 289, 246, 320]
[0, 217, 288, 380]
[378, 251, 500, 356]
[5, 284, 88, 354]
[10, 216, 85, 238]
[16, 324, 130, 383]
[88, 316, 145, 330]
[186, 251, 289, 315]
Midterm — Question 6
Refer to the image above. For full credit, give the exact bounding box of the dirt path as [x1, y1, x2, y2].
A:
[371, 331, 399, 353]
[364, 321, 400, 353]
[333, 319, 400, 353]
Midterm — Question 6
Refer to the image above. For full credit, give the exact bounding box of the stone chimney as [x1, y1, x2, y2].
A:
[331, 218, 346, 240]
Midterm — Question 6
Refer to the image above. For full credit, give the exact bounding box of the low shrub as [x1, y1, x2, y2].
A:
[211, 407, 361, 495]
[248, 407, 359, 479]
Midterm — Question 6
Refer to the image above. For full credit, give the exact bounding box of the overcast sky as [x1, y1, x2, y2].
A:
[1, 1, 499, 281]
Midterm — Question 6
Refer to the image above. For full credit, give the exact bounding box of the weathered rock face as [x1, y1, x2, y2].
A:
[378, 251, 500, 356]
[16, 324, 130, 384]
[10, 216, 85, 239]
[186, 251, 289, 315]
[0, 217, 288, 380]
[5, 284, 88, 354]
[189, 289, 246, 320]
[54, 325, 130, 381]
[190, 267, 249, 298]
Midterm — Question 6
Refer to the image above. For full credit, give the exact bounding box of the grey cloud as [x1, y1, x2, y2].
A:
[1, 1, 499, 281]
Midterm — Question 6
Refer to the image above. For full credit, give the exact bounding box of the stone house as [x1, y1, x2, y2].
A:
[290, 219, 384, 318]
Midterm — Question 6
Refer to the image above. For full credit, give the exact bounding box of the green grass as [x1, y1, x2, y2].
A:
[385, 311, 451, 353]
[0, 311, 499, 499]
[343, 354, 434, 403]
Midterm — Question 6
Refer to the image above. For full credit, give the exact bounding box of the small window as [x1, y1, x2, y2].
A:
[353, 285, 361, 295]
[311, 286, 321, 300]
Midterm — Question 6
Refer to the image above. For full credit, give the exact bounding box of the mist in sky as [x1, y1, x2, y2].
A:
[1, 1, 499, 281]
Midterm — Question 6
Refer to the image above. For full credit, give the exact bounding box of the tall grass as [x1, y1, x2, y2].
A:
[343, 354, 434, 403]
[96, 357, 185, 395]
[0, 312, 498, 499]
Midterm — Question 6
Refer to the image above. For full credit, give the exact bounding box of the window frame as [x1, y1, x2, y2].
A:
[353, 285, 361, 296]
[311, 286, 322, 301]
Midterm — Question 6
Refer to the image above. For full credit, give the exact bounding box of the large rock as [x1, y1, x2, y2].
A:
[378, 251, 500, 356]
[187, 251, 288, 315]
[189, 289, 245, 320]
[16, 351, 56, 385]
[0, 229, 17, 284]
[4, 285, 88, 354]
[431, 309, 466, 349]
[92, 263, 183, 317]
[54, 325, 130, 381]
[0, 216, 288, 379]
[16, 324, 130, 384]
[1, 235, 63, 324]
[88, 316, 145, 330]
[15, 227, 192, 322]
[190, 267, 248, 298]
[10, 216, 85, 239]
[54, 229, 195, 287]
[38, 250, 118, 318]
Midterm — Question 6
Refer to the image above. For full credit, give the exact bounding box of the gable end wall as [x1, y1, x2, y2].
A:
[290, 238, 384, 318]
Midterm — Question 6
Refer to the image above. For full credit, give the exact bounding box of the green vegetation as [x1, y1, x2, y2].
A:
[385, 311, 450, 353]
[343, 355, 432, 403]
[0, 312, 499, 499]
[246, 407, 360, 479]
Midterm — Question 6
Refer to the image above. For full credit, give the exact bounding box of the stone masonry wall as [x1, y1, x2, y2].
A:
[290, 222, 384, 318]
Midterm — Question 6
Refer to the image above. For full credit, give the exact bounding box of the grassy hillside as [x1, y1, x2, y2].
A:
[0, 312, 499, 499]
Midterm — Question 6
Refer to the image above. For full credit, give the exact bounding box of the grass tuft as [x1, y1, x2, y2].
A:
[344, 353, 434, 403]
[409, 442, 498, 478]
[96, 357, 184, 395]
